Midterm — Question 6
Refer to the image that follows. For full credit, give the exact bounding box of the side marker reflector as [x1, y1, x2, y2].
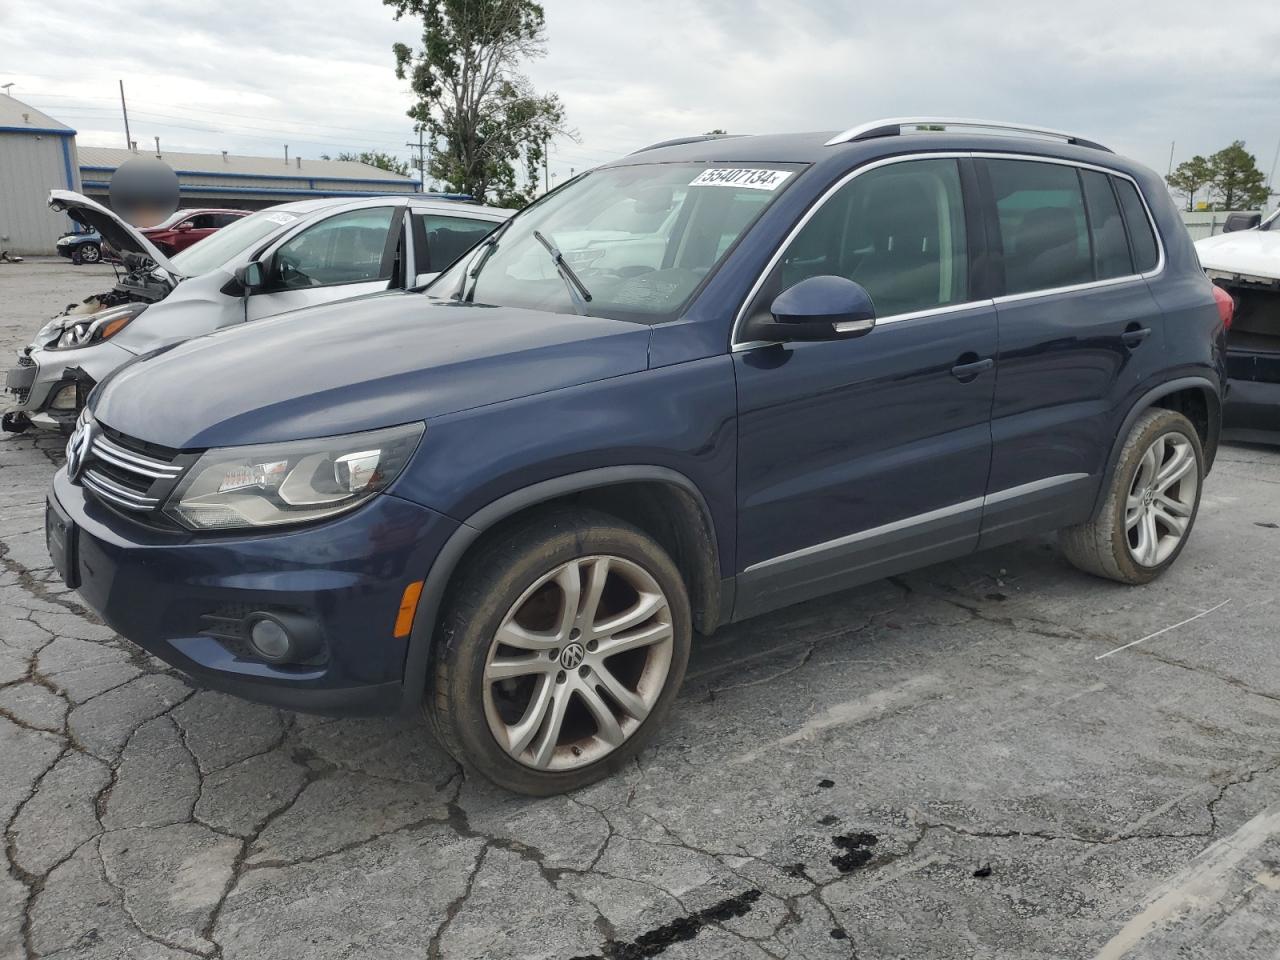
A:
[394, 580, 425, 638]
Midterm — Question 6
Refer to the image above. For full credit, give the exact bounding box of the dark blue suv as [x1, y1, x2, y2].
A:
[47, 119, 1225, 794]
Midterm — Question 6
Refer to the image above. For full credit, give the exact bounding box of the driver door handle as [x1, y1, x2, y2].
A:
[951, 356, 994, 382]
[1121, 324, 1152, 348]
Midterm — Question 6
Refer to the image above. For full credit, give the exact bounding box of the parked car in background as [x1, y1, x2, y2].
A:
[55, 230, 105, 264]
[2, 190, 510, 433]
[140, 208, 250, 255]
[1196, 209, 1280, 441]
[45, 119, 1224, 795]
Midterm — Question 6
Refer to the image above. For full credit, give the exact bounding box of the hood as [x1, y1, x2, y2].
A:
[47, 190, 184, 278]
[1195, 228, 1280, 282]
[91, 295, 652, 449]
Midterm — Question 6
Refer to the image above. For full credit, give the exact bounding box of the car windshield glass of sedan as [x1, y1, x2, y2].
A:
[430, 162, 803, 323]
[169, 208, 301, 277]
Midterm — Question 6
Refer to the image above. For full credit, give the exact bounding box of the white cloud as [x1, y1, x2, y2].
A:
[2, 0, 1278, 189]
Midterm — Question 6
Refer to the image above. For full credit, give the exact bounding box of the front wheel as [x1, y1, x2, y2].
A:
[426, 508, 691, 795]
[1060, 408, 1204, 584]
[77, 242, 101, 264]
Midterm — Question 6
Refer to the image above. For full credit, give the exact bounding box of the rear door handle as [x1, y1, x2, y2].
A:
[951, 356, 994, 382]
[1121, 324, 1152, 347]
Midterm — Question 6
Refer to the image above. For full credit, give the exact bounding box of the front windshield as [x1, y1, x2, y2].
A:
[429, 162, 802, 323]
[169, 207, 302, 276]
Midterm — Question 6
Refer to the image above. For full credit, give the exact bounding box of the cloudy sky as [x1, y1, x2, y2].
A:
[3, 0, 1278, 193]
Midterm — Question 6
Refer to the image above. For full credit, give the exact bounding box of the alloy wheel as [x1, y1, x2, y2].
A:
[482, 555, 674, 771]
[79, 244, 101, 263]
[1125, 432, 1198, 567]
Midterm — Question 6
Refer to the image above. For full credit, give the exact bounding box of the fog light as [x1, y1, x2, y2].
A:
[249, 617, 292, 661]
[49, 383, 79, 411]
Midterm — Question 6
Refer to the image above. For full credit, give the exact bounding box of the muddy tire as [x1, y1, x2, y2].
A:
[1060, 408, 1203, 584]
[425, 507, 691, 795]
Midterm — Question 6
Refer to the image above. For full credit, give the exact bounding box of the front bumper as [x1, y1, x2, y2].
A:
[50, 469, 459, 715]
[5, 342, 133, 423]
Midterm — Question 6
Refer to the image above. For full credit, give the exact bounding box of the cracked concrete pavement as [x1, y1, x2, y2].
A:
[2, 258, 1280, 959]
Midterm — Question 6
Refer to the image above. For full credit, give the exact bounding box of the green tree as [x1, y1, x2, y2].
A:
[1166, 155, 1213, 212]
[1207, 141, 1269, 211]
[384, 0, 571, 206]
[704, 128, 727, 135]
[335, 150, 412, 177]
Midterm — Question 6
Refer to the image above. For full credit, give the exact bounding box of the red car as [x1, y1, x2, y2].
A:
[140, 208, 248, 255]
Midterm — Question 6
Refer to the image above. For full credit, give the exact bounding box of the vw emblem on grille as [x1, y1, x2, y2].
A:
[560, 642, 585, 670]
[65, 421, 94, 483]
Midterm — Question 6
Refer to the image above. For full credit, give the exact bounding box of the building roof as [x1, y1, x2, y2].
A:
[78, 146, 416, 184]
[0, 95, 75, 134]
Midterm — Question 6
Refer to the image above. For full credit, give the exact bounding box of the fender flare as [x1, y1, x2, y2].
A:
[398, 465, 719, 712]
[1093, 376, 1221, 518]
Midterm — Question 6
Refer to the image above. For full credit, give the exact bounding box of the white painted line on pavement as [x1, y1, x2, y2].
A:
[1095, 599, 1232, 661]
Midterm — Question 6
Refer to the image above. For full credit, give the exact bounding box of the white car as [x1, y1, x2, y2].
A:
[1195, 208, 1280, 440]
[3, 191, 510, 432]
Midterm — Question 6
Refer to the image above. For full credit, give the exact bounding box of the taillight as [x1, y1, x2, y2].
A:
[1212, 284, 1235, 330]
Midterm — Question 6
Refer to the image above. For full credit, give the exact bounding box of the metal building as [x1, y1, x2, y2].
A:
[78, 147, 420, 211]
[0, 96, 82, 255]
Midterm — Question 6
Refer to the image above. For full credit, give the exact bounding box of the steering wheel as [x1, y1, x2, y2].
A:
[277, 254, 319, 287]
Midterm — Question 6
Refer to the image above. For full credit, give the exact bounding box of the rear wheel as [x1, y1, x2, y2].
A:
[1060, 408, 1203, 584]
[426, 508, 691, 795]
[77, 242, 101, 264]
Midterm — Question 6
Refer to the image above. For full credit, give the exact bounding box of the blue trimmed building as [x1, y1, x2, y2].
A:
[77, 146, 420, 212]
[0, 96, 82, 255]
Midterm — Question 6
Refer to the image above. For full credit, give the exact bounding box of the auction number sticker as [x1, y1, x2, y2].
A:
[689, 168, 792, 191]
[264, 213, 299, 225]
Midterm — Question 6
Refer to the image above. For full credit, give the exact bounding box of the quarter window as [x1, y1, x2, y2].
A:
[1113, 179, 1159, 273]
[1080, 170, 1133, 280]
[987, 159, 1092, 295]
[779, 158, 968, 317]
[271, 207, 394, 289]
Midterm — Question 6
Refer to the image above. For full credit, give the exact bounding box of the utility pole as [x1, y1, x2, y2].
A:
[543, 137, 549, 193]
[284, 144, 289, 165]
[119, 80, 132, 151]
[405, 129, 427, 191]
[1267, 135, 1280, 195]
[1167, 140, 1175, 177]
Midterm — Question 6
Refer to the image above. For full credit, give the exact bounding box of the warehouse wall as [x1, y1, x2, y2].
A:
[0, 130, 82, 255]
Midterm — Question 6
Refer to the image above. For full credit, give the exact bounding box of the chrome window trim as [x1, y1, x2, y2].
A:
[730, 151, 1165, 351]
[743, 472, 1090, 574]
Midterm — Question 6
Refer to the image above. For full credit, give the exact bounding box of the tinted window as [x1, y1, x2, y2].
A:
[212, 212, 243, 228]
[1113, 179, 1159, 273]
[272, 207, 394, 289]
[988, 159, 1092, 295]
[1080, 170, 1132, 280]
[417, 214, 497, 272]
[189, 214, 218, 229]
[780, 158, 968, 317]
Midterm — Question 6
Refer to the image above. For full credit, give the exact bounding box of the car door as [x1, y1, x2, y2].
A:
[245, 205, 404, 322]
[410, 212, 501, 285]
[977, 156, 1166, 548]
[733, 156, 998, 619]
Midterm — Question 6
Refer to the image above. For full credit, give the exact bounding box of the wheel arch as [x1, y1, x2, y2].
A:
[399, 466, 724, 712]
[1094, 376, 1221, 518]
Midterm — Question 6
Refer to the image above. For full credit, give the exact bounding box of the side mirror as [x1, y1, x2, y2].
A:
[235, 261, 266, 292]
[743, 275, 877, 343]
[1222, 212, 1261, 234]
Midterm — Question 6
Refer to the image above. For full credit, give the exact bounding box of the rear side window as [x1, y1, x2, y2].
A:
[415, 214, 497, 273]
[987, 159, 1092, 295]
[1080, 170, 1132, 280]
[779, 157, 968, 317]
[1113, 179, 1159, 273]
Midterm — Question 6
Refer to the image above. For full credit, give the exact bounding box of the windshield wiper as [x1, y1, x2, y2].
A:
[453, 217, 515, 301]
[532, 230, 593, 315]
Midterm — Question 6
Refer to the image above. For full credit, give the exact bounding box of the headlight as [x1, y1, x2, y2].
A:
[48, 303, 147, 351]
[163, 423, 425, 531]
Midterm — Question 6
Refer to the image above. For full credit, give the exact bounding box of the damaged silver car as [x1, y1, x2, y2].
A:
[3, 190, 510, 433]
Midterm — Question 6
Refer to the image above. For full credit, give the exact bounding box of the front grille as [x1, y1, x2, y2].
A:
[78, 425, 187, 515]
[10, 387, 29, 404]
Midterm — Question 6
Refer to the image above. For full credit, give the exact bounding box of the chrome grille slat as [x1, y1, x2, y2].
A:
[82, 470, 160, 511]
[92, 434, 182, 479]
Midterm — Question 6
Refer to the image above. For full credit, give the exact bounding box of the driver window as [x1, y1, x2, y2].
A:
[780, 158, 968, 317]
[272, 207, 395, 290]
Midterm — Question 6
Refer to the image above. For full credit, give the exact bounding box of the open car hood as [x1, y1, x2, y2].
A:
[47, 190, 185, 279]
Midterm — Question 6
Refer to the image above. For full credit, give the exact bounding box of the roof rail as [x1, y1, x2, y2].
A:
[629, 134, 745, 155]
[824, 118, 1112, 153]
